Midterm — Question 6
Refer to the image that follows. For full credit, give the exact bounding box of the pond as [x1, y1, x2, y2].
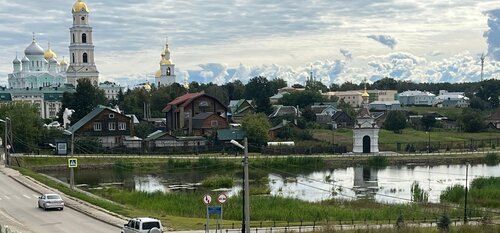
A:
[41, 163, 500, 204]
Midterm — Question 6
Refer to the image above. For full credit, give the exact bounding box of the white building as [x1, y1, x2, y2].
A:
[398, 90, 436, 106]
[154, 40, 176, 86]
[352, 89, 379, 153]
[99, 82, 124, 100]
[66, 0, 99, 86]
[8, 36, 67, 89]
[434, 90, 469, 108]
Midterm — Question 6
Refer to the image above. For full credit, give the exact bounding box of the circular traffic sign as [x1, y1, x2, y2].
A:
[203, 194, 212, 205]
[217, 193, 227, 204]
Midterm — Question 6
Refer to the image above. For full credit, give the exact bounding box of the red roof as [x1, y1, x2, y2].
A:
[162, 92, 204, 112]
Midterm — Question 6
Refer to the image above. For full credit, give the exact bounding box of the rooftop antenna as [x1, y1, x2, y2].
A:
[480, 53, 486, 82]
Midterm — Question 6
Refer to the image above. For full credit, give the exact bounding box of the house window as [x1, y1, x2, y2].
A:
[94, 122, 102, 131]
[109, 113, 114, 118]
[108, 122, 116, 131]
[211, 120, 219, 128]
[118, 122, 126, 130]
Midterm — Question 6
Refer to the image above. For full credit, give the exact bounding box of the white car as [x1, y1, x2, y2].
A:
[37, 193, 64, 211]
[122, 217, 164, 233]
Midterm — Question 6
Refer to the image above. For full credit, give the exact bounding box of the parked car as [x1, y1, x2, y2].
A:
[122, 217, 163, 233]
[37, 193, 64, 211]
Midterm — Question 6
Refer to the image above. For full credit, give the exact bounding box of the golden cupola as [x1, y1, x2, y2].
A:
[72, 0, 90, 12]
[44, 43, 57, 60]
[155, 70, 161, 78]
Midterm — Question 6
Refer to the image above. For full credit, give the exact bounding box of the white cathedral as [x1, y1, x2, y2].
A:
[154, 40, 176, 86]
[7, 0, 99, 89]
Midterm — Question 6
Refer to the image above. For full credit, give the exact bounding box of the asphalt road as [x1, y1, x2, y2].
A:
[0, 171, 121, 233]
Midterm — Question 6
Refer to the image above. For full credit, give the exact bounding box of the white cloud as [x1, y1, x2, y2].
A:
[367, 35, 397, 50]
[340, 49, 353, 60]
[484, 9, 500, 60]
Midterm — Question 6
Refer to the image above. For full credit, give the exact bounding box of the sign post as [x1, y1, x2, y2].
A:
[68, 158, 77, 190]
[217, 193, 227, 233]
[203, 194, 212, 233]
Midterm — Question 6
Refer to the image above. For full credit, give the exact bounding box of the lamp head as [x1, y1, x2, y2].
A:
[63, 130, 73, 135]
[230, 139, 245, 150]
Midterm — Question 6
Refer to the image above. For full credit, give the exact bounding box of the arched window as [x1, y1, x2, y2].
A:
[83, 53, 88, 63]
[72, 34, 75, 43]
[82, 33, 87, 43]
[72, 53, 75, 63]
[167, 67, 171, 76]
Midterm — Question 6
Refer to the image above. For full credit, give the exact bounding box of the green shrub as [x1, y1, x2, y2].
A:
[440, 185, 464, 203]
[368, 156, 389, 168]
[201, 175, 234, 188]
[410, 182, 429, 203]
[437, 214, 451, 232]
[485, 153, 499, 165]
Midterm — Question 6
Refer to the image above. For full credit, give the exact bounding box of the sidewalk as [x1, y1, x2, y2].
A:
[0, 164, 127, 229]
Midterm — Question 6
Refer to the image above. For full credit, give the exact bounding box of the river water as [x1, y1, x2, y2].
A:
[42, 163, 500, 204]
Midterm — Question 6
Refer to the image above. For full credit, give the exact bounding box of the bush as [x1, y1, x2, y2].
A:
[485, 153, 499, 165]
[437, 214, 451, 232]
[201, 175, 234, 188]
[368, 156, 389, 168]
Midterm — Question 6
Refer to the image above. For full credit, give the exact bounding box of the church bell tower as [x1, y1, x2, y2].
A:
[66, 0, 99, 86]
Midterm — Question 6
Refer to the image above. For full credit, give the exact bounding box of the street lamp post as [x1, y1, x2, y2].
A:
[63, 130, 75, 190]
[0, 119, 6, 165]
[230, 138, 250, 233]
[426, 131, 431, 153]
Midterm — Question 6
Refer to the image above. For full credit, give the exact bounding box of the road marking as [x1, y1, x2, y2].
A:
[0, 197, 2, 200]
[32, 194, 39, 198]
[4, 196, 10, 200]
[23, 194, 31, 199]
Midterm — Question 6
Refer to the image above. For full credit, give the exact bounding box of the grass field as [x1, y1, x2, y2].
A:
[440, 177, 500, 209]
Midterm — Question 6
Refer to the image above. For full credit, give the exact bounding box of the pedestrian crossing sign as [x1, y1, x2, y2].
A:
[68, 158, 77, 168]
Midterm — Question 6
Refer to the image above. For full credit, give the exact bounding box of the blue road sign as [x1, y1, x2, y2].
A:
[208, 206, 222, 215]
[68, 158, 78, 168]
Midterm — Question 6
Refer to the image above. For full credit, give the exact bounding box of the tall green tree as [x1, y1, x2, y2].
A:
[305, 80, 328, 92]
[459, 109, 484, 132]
[476, 79, 500, 109]
[372, 77, 398, 90]
[269, 78, 287, 93]
[420, 114, 436, 130]
[245, 76, 275, 114]
[242, 113, 271, 146]
[384, 110, 407, 133]
[280, 90, 326, 108]
[223, 80, 245, 100]
[0, 103, 43, 152]
[62, 79, 107, 124]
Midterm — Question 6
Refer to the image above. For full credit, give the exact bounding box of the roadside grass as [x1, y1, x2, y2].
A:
[440, 177, 500, 209]
[91, 188, 470, 224]
[403, 106, 463, 120]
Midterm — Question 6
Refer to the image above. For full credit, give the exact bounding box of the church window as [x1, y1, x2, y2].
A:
[81, 16, 85, 21]
[167, 67, 171, 76]
[82, 33, 87, 43]
[72, 34, 75, 43]
[72, 53, 75, 63]
[83, 53, 88, 63]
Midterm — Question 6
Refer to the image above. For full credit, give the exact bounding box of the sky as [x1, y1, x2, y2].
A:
[0, 0, 499, 87]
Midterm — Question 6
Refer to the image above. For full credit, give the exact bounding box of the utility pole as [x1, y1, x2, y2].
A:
[243, 137, 250, 233]
[464, 162, 469, 224]
[480, 53, 485, 82]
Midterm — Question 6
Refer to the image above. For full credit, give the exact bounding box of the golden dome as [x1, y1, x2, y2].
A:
[155, 70, 161, 78]
[44, 47, 57, 60]
[72, 0, 90, 12]
[143, 82, 152, 91]
[362, 89, 369, 97]
[160, 59, 172, 65]
[59, 58, 68, 65]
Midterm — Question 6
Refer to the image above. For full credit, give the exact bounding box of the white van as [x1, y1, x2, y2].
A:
[122, 217, 164, 233]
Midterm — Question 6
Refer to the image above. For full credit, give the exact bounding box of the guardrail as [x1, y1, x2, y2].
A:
[0, 224, 20, 233]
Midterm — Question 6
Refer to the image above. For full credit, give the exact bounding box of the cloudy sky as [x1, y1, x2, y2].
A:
[0, 0, 499, 87]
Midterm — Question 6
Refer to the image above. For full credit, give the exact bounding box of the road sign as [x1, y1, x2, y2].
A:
[68, 158, 77, 168]
[203, 194, 212, 205]
[208, 206, 222, 215]
[217, 193, 227, 204]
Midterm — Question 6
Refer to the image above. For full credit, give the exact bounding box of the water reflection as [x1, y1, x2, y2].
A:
[42, 163, 500, 204]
